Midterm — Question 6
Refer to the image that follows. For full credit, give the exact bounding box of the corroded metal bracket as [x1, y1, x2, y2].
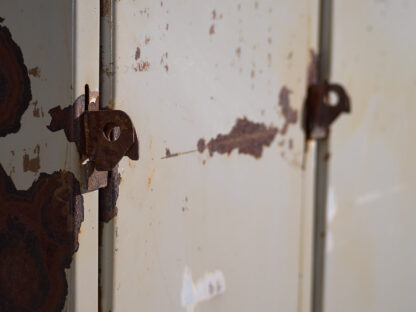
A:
[304, 82, 351, 139]
[83, 110, 139, 171]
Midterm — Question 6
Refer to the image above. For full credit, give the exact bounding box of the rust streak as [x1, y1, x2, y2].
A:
[161, 148, 197, 159]
[198, 118, 278, 159]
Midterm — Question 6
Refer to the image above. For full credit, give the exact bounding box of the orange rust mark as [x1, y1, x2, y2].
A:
[147, 168, 156, 189]
[23, 145, 40, 173]
[236, 47, 241, 57]
[28, 66, 40, 78]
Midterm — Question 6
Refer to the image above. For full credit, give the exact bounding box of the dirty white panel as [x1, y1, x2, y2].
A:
[0, 0, 99, 311]
[110, 0, 317, 311]
[324, 1, 416, 311]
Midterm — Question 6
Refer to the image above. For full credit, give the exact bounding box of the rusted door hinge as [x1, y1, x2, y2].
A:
[304, 82, 351, 139]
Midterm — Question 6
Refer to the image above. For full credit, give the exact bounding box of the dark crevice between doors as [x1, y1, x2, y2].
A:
[99, 0, 117, 311]
[311, 1, 333, 312]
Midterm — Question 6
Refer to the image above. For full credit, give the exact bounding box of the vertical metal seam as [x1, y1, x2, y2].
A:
[311, 0, 333, 312]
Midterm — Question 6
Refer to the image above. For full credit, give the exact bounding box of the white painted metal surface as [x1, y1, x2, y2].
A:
[324, 1, 416, 311]
[0, 0, 99, 310]
[109, 1, 317, 311]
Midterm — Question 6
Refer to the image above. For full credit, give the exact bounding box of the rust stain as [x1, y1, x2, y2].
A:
[279, 86, 298, 135]
[135, 47, 141, 60]
[140, 8, 150, 17]
[99, 165, 120, 222]
[23, 145, 41, 173]
[212, 10, 217, 20]
[209, 25, 215, 35]
[28, 66, 40, 78]
[250, 70, 255, 79]
[0, 164, 83, 312]
[236, 47, 241, 57]
[197, 118, 278, 159]
[101, 0, 110, 16]
[134, 61, 150, 72]
[144, 36, 151, 45]
[147, 168, 156, 189]
[32, 100, 40, 117]
[307, 49, 318, 86]
[165, 23, 169, 30]
[0, 25, 32, 137]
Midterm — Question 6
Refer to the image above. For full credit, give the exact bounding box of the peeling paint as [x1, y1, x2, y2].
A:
[197, 118, 278, 158]
[0, 165, 83, 312]
[0, 25, 32, 137]
[181, 267, 226, 312]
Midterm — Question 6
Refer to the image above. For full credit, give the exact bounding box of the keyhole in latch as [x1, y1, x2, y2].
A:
[327, 90, 339, 106]
[103, 123, 121, 142]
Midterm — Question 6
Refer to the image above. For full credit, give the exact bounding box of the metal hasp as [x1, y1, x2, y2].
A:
[83, 110, 139, 171]
[304, 82, 350, 139]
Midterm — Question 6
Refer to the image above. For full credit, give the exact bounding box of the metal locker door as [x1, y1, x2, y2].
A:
[323, 1, 416, 311]
[99, 0, 319, 311]
[0, 1, 100, 310]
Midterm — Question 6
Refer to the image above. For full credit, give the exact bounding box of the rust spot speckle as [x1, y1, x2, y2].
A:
[209, 25, 215, 35]
[279, 86, 297, 135]
[28, 66, 40, 78]
[23, 145, 41, 173]
[236, 47, 241, 57]
[144, 36, 151, 45]
[212, 10, 217, 20]
[135, 47, 141, 60]
[0, 165, 83, 312]
[0, 25, 32, 137]
[198, 118, 278, 159]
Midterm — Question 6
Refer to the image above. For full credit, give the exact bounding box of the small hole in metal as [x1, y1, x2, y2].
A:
[103, 123, 121, 142]
[328, 91, 339, 106]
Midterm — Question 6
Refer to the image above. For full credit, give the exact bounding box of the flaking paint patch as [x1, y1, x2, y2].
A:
[0, 25, 32, 137]
[0, 165, 84, 312]
[197, 118, 278, 158]
[181, 266, 226, 312]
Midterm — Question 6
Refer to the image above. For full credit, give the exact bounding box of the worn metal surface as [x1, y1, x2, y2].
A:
[323, 1, 416, 311]
[107, 0, 318, 311]
[0, 0, 100, 310]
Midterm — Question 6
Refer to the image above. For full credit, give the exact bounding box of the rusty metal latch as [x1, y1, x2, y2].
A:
[83, 110, 138, 171]
[304, 82, 351, 139]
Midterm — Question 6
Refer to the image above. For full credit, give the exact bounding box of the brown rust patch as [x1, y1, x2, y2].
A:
[28, 66, 40, 78]
[135, 47, 141, 60]
[209, 25, 215, 35]
[197, 118, 278, 159]
[0, 164, 83, 312]
[0, 25, 32, 137]
[279, 86, 298, 135]
[23, 145, 41, 173]
[99, 165, 120, 222]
